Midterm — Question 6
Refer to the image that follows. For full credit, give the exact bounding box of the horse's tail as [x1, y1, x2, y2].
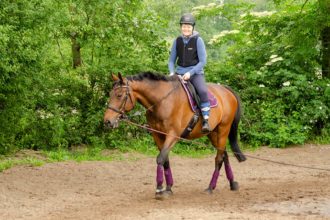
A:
[225, 86, 247, 162]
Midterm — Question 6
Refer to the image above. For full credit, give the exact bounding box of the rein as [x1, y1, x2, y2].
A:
[107, 79, 181, 116]
[146, 83, 181, 112]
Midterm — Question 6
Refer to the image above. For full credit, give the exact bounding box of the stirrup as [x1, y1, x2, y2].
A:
[202, 120, 210, 133]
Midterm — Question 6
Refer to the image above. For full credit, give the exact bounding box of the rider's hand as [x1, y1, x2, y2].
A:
[182, 72, 191, 81]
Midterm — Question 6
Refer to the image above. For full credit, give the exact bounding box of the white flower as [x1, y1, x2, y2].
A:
[259, 84, 265, 88]
[315, 68, 322, 79]
[192, 5, 206, 10]
[241, 11, 276, 18]
[283, 81, 290, 86]
[208, 30, 240, 44]
[240, 13, 247, 18]
[319, 106, 322, 110]
[71, 109, 78, 114]
[37, 109, 54, 119]
[250, 11, 276, 17]
[265, 56, 284, 66]
[272, 57, 284, 62]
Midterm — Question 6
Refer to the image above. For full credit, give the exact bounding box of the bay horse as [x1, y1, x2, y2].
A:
[103, 72, 246, 198]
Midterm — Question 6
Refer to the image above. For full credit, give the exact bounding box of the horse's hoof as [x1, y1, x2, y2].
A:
[230, 181, 239, 191]
[155, 186, 173, 200]
[204, 187, 213, 194]
[155, 191, 164, 200]
[155, 190, 172, 200]
[164, 189, 173, 196]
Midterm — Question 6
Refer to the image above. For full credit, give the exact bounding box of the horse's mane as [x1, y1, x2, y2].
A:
[127, 71, 175, 82]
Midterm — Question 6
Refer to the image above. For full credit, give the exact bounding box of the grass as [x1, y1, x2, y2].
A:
[311, 135, 330, 145]
[0, 135, 259, 172]
[0, 157, 45, 172]
[114, 136, 217, 158]
[0, 147, 128, 172]
[44, 147, 133, 162]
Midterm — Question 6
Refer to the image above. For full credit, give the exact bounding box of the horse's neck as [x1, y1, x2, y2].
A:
[130, 80, 179, 111]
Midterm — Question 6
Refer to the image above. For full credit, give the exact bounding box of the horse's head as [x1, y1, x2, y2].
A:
[104, 73, 136, 129]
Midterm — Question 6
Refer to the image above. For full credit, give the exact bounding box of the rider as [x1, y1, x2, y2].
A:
[168, 13, 210, 133]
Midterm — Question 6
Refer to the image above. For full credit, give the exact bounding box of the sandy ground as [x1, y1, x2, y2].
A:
[0, 144, 329, 220]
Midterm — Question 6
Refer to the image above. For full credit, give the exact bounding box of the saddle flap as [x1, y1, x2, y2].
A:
[179, 78, 218, 112]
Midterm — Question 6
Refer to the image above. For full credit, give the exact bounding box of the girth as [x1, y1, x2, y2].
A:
[180, 111, 200, 138]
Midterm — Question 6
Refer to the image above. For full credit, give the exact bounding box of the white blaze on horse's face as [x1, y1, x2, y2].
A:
[104, 85, 124, 128]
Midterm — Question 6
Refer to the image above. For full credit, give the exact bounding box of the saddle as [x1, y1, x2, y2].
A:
[179, 79, 218, 112]
[178, 78, 218, 138]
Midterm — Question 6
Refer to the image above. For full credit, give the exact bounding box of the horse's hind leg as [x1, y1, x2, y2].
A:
[207, 125, 238, 193]
[224, 151, 239, 191]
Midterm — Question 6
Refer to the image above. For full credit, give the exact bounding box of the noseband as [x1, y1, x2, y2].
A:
[107, 81, 133, 117]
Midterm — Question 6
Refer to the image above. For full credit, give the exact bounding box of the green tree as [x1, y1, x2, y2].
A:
[195, 0, 330, 146]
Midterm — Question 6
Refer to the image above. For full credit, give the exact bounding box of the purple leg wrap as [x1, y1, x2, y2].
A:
[209, 170, 220, 189]
[164, 167, 173, 186]
[225, 162, 234, 182]
[156, 165, 164, 187]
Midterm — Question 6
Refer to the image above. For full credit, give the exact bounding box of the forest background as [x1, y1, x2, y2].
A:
[1, 0, 329, 155]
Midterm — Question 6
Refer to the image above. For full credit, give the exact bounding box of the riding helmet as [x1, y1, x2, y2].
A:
[179, 13, 195, 26]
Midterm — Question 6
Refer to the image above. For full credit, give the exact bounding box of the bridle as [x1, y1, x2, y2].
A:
[107, 81, 133, 117]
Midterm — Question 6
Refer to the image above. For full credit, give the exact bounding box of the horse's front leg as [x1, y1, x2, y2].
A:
[155, 134, 177, 198]
[206, 149, 224, 194]
[156, 150, 173, 195]
[164, 160, 173, 193]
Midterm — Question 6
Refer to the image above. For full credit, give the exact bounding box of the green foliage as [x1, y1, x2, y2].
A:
[0, 0, 329, 155]
[0, 0, 168, 154]
[203, 0, 330, 147]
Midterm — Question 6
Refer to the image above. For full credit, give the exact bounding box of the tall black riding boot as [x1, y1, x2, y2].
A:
[202, 119, 210, 133]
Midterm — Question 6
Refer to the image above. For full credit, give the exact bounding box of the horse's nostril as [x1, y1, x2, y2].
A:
[104, 120, 112, 128]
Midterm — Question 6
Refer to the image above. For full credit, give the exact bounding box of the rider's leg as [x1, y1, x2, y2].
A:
[190, 74, 210, 132]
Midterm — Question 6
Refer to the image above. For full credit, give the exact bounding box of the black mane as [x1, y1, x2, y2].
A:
[127, 71, 175, 82]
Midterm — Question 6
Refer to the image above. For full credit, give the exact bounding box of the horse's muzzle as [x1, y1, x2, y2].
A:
[104, 118, 119, 129]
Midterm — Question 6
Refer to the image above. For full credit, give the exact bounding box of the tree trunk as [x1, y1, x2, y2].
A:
[321, 27, 330, 78]
[70, 32, 81, 68]
[319, 0, 330, 78]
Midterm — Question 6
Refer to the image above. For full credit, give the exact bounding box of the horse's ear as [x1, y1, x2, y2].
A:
[118, 72, 124, 84]
[111, 73, 119, 81]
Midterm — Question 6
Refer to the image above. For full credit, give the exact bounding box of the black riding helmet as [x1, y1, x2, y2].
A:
[179, 13, 195, 26]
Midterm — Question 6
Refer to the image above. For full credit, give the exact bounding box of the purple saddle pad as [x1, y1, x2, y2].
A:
[179, 79, 218, 112]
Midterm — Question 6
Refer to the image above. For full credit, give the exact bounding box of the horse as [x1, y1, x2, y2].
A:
[103, 72, 246, 198]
